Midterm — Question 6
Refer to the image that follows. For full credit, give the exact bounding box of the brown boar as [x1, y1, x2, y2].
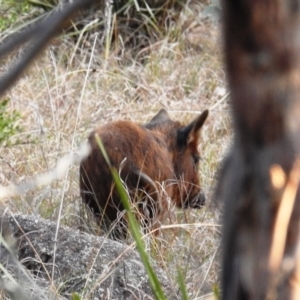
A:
[79, 109, 208, 239]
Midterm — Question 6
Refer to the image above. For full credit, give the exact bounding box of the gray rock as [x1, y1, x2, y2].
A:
[0, 214, 176, 300]
[202, 3, 221, 23]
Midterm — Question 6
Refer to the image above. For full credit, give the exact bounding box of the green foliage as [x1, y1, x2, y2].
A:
[0, 99, 21, 146]
[213, 283, 220, 299]
[0, 0, 32, 31]
[71, 293, 82, 300]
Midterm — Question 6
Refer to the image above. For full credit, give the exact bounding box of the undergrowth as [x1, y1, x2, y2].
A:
[0, 1, 230, 299]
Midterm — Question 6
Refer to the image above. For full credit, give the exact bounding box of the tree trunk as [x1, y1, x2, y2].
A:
[218, 1, 300, 299]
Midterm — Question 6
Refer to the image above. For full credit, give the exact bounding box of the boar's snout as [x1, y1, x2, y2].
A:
[183, 191, 206, 209]
[194, 191, 206, 208]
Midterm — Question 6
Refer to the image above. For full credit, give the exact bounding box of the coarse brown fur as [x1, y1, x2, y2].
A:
[80, 109, 208, 239]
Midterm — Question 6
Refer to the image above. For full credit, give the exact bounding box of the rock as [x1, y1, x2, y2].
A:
[0, 214, 176, 300]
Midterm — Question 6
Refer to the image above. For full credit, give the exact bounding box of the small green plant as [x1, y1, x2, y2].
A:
[0, 1, 32, 31]
[71, 292, 82, 300]
[0, 99, 22, 146]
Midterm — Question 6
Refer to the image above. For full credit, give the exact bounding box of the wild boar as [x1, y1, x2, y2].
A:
[80, 109, 208, 238]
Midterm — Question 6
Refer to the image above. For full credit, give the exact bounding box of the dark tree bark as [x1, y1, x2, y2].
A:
[218, 1, 300, 299]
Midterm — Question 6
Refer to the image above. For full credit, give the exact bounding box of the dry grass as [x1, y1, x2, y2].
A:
[0, 2, 231, 299]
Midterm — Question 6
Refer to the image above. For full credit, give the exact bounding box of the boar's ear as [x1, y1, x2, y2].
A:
[148, 109, 171, 124]
[178, 110, 209, 145]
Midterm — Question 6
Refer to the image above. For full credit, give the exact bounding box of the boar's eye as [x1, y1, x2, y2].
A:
[192, 154, 201, 165]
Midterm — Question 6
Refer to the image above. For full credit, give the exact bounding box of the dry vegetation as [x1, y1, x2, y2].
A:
[0, 1, 231, 299]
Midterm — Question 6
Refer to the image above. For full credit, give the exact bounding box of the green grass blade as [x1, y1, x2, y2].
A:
[177, 268, 189, 300]
[95, 134, 167, 300]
